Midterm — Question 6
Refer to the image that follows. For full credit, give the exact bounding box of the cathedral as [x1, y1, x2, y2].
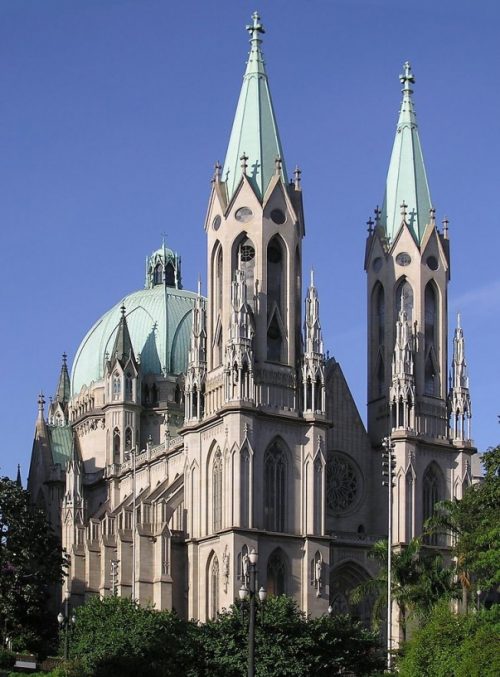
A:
[28, 13, 476, 627]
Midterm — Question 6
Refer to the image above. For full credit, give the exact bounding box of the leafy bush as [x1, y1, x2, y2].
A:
[0, 647, 15, 668]
[399, 602, 500, 677]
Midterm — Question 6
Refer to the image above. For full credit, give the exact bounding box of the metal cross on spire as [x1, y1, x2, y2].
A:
[400, 61, 415, 93]
[246, 11, 265, 41]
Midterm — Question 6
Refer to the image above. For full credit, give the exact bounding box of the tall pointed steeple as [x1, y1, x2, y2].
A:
[381, 62, 432, 244]
[55, 353, 71, 405]
[111, 306, 136, 367]
[222, 12, 287, 201]
[449, 314, 472, 441]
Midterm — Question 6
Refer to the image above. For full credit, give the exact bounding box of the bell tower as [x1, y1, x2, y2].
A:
[365, 62, 475, 559]
[365, 63, 450, 444]
[182, 13, 328, 622]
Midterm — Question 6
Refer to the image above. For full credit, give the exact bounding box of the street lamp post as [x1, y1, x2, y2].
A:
[238, 548, 267, 677]
[57, 598, 76, 661]
[382, 435, 396, 672]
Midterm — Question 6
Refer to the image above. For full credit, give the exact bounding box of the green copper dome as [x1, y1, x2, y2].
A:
[71, 249, 198, 395]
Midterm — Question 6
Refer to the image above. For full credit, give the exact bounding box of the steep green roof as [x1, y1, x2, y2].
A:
[55, 353, 71, 405]
[381, 62, 432, 244]
[222, 12, 287, 202]
[48, 425, 72, 467]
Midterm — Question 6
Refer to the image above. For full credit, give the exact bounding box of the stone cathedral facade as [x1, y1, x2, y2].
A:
[28, 14, 476, 624]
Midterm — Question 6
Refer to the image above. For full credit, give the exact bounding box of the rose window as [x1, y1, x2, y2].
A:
[327, 455, 359, 513]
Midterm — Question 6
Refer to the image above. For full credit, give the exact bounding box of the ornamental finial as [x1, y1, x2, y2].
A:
[400, 61, 415, 94]
[429, 207, 436, 227]
[367, 216, 374, 234]
[374, 205, 381, 226]
[120, 304, 126, 317]
[442, 216, 449, 239]
[275, 156, 282, 175]
[246, 11, 265, 42]
[400, 201, 408, 222]
[294, 165, 302, 190]
[240, 152, 248, 174]
[213, 161, 222, 183]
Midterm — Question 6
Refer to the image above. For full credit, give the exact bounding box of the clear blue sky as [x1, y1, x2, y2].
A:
[1, 0, 499, 482]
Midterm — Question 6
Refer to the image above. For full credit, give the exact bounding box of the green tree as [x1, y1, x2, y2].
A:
[0, 476, 66, 654]
[199, 595, 383, 676]
[399, 601, 500, 677]
[425, 444, 500, 594]
[351, 538, 458, 641]
[69, 596, 198, 677]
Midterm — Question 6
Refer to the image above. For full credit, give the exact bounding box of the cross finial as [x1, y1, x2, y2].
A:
[400, 201, 408, 222]
[246, 11, 265, 41]
[400, 61, 415, 93]
[442, 217, 449, 239]
[374, 205, 381, 226]
[294, 165, 302, 190]
[275, 156, 282, 175]
[240, 152, 248, 174]
[367, 216, 374, 234]
[429, 207, 436, 227]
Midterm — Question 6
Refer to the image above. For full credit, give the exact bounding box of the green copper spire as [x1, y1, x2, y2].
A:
[381, 62, 433, 244]
[222, 12, 288, 201]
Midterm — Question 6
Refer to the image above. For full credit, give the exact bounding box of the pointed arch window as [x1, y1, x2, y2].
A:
[112, 372, 121, 401]
[124, 427, 132, 452]
[165, 262, 175, 287]
[264, 441, 287, 532]
[267, 237, 286, 362]
[395, 279, 413, 323]
[424, 284, 438, 395]
[125, 372, 133, 401]
[212, 449, 223, 533]
[240, 446, 250, 528]
[212, 244, 223, 367]
[234, 236, 256, 308]
[113, 427, 120, 461]
[423, 463, 444, 545]
[208, 553, 220, 619]
[153, 263, 163, 285]
[267, 548, 287, 596]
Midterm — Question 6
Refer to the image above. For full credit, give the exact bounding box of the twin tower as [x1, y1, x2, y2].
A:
[56, 13, 474, 624]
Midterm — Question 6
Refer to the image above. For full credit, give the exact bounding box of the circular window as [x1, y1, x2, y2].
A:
[427, 255, 439, 271]
[240, 244, 255, 262]
[270, 208, 286, 225]
[327, 454, 360, 514]
[235, 207, 253, 223]
[372, 257, 382, 272]
[396, 252, 411, 266]
[212, 215, 221, 231]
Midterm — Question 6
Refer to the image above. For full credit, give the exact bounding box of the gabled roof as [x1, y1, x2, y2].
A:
[381, 62, 432, 244]
[222, 12, 287, 202]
